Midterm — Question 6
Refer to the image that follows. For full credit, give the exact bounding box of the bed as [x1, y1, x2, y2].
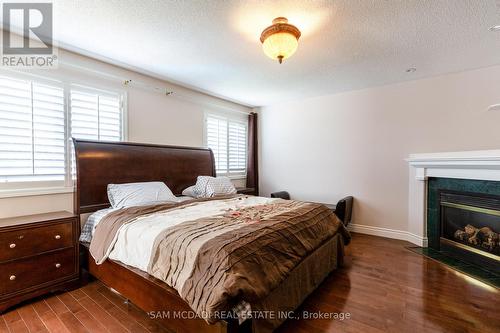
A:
[74, 139, 350, 333]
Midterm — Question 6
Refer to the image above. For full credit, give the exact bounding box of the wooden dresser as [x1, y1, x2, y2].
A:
[0, 211, 80, 313]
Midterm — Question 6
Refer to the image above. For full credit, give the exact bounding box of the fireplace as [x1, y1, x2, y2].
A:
[439, 191, 500, 265]
[407, 151, 500, 283]
[425, 177, 500, 274]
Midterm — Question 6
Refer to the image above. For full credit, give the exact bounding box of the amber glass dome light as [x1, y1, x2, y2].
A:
[260, 17, 301, 64]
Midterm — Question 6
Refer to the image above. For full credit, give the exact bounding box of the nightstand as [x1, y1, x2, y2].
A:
[0, 211, 80, 313]
[236, 187, 256, 195]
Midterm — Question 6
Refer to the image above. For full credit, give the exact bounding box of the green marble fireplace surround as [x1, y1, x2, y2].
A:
[427, 177, 500, 249]
[423, 177, 500, 285]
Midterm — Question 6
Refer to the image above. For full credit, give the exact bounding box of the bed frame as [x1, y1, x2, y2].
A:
[74, 139, 342, 333]
[74, 139, 247, 333]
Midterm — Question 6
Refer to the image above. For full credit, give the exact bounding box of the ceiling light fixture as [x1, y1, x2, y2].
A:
[260, 17, 301, 64]
[489, 25, 500, 32]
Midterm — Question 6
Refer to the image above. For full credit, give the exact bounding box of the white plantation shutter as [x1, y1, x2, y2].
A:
[70, 89, 122, 141]
[33, 83, 66, 180]
[70, 88, 123, 175]
[205, 114, 247, 176]
[98, 95, 122, 141]
[206, 116, 228, 174]
[0, 72, 126, 190]
[0, 77, 32, 181]
[70, 90, 99, 141]
[0, 76, 65, 182]
[228, 121, 246, 174]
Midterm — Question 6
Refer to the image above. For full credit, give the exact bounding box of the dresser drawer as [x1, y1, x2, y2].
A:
[0, 248, 76, 296]
[0, 221, 73, 262]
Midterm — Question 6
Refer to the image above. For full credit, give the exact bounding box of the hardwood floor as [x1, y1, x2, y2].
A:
[1, 233, 498, 333]
[277, 234, 500, 333]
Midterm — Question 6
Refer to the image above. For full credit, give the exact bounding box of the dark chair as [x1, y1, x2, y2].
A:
[270, 191, 353, 226]
[270, 191, 290, 200]
[334, 196, 353, 226]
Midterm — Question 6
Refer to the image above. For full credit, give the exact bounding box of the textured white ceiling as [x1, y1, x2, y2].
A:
[13, 1, 500, 106]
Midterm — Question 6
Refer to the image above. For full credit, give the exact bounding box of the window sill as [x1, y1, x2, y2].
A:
[216, 174, 247, 180]
[0, 186, 74, 199]
[227, 175, 247, 180]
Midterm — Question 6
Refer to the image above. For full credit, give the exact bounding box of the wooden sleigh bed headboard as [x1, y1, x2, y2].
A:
[74, 139, 239, 333]
[73, 139, 216, 214]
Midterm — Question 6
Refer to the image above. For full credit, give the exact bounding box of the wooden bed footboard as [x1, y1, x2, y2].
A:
[84, 248, 246, 333]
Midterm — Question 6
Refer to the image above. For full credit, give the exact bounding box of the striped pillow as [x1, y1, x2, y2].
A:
[79, 208, 115, 243]
[193, 176, 237, 198]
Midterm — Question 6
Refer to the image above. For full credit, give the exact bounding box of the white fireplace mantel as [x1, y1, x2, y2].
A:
[406, 150, 500, 247]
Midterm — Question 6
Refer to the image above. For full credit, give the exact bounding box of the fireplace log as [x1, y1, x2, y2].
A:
[464, 224, 480, 245]
[454, 224, 499, 252]
[478, 227, 499, 251]
[454, 230, 468, 241]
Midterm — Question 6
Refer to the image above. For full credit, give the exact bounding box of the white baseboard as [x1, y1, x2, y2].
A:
[347, 223, 428, 247]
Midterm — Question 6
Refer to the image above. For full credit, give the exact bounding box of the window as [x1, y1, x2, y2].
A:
[70, 87, 123, 175]
[70, 88, 122, 142]
[0, 73, 125, 190]
[0, 76, 65, 183]
[205, 113, 247, 177]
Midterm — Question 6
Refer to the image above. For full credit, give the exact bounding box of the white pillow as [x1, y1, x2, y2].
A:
[182, 185, 197, 197]
[107, 181, 177, 208]
[193, 176, 237, 198]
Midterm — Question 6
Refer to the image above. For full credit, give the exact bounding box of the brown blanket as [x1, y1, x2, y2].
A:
[89, 195, 235, 264]
[90, 196, 350, 324]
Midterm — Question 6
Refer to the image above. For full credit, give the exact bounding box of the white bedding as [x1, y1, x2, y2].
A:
[107, 196, 278, 272]
[80, 196, 196, 244]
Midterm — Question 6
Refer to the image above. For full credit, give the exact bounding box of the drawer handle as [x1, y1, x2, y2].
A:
[9, 243, 16, 249]
[55, 263, 61, 268]
[9, 275, 16, 281]
[54, 235, 61, 240]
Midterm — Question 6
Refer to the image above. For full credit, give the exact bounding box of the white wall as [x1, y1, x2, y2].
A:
[259, 65, 500, 235]
[0, 49, 251, 219]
